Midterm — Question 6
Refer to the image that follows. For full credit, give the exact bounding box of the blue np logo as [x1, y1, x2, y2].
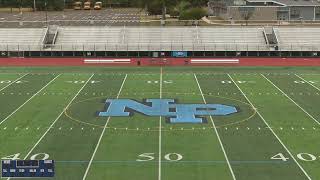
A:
[98, 99, 238, 124]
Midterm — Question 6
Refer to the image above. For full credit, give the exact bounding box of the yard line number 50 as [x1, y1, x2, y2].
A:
[137, 153, 183, 162]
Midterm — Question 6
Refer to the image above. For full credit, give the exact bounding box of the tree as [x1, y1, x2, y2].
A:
[144, 0, 178, 19]
[239, 7, 255, 26]
[179, 7, 207, 20]
[159, 0, 178, 20]
[170, 1, 190, 17]
[189, 0, 208, 7]
[208, 0, 226, 16]
[147, 0, 163, 15]
[0, 0, 209, 12]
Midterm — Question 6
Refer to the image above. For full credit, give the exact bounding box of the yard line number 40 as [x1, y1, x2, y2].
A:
[1, 153, 49, 160]
[271, 153, 318, 162]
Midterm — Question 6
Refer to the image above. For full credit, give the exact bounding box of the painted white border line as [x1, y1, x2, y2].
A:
[194, 74, 236, 180]
[84, 59, 131, 61]
[84, 62, 131, 64]
[82, 74, 127, 180]
[84, 59, 131, 64]
[228, 74, 312, 180]
[191, 62, 239, 64]
[0, 74, 61, 126]
[6, 74, 94, 180]
[262, 74, 320, 126]
[191, 59, 239, 64]
[0, 73, 28, 92]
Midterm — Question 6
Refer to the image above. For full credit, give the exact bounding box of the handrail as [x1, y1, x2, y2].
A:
[51, 27, 59, 46]
[41, 27, 49, 47]
[272, 27, 280, 45]
[262, 28, 270, 45]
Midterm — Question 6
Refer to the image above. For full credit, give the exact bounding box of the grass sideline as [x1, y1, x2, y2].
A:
[0, 67, 320, 180]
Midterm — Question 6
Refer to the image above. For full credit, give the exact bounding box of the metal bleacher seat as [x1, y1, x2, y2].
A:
[2, 26, 320, 52]
[274, 27, 320, 51]
[0, 28, 46, 51]
[55, 26, 122, 51]
[45, 26, 270, 51]
[198, 27, 268, 51]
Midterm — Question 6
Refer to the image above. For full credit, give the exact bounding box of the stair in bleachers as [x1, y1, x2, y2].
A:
[43, 25, 59, 48]
[263, 26, 279, 50]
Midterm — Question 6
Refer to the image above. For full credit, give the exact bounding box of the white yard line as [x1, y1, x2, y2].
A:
[228, 74, 312, 180]
[158, 68, 162, 180]
[0, 74, 61, 126]
[295, 74, 320, 92]
[82, 74, 127, 180]
[194, 74, 236, 180]
[6, 74, 94, 180]
[0, 73, 28, 92]
[262, 74, 320, 126]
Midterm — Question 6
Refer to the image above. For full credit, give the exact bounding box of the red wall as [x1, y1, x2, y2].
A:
[0, 57, 320, 66]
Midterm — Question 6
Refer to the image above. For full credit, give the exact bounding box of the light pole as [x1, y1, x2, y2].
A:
[19, 0, 22, 15]
[63, 0, 66, 18]
[19, 0, 23, 26]
[45, 0, 48, 27]
[34, 0, 36, 12]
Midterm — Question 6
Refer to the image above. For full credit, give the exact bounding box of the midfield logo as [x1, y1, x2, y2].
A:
[98, 99, 238, 123]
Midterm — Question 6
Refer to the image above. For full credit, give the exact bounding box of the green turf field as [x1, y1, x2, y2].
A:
[0, 67, 320, 180]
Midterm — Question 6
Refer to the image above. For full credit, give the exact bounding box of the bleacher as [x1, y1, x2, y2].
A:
[125, 27, 196, 51]
[0, 28, 46, 51]
[0, 26, 320, 53]
[274, 27, 320, 51]
[55, 27, 122, 51]
[51, 26, 268, 51]
[198, 27, 268, 51]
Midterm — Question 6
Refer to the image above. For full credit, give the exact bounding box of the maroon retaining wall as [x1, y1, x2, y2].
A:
[0, 57, 320, 66]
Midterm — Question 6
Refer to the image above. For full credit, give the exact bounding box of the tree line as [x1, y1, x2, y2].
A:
[137, 0, 208, 20]
[0, 0, 209, 19]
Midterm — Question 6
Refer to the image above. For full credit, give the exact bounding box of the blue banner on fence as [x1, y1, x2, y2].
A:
[172, 51, 188, 57]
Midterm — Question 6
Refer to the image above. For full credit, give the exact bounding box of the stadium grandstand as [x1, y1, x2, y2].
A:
[0, 26, 320, 58]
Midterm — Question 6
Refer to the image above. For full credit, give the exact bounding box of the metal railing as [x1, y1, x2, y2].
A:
[0, 43, 319, 52]
[2, 19, 320, 28]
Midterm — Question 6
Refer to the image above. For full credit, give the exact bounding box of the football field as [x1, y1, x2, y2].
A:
[1, 67, 320, 180]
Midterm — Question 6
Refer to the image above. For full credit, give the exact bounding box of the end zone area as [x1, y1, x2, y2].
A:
[0, 67, 320, 180]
